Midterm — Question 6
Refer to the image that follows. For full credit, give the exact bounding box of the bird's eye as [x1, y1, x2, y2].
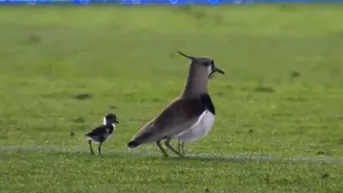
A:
[203, 62, 211, 66]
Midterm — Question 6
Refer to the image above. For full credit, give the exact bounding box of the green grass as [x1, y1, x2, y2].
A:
[1, 4, 343, 193]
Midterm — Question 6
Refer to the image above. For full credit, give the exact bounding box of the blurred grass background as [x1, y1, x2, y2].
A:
[0, 5, 343, 193]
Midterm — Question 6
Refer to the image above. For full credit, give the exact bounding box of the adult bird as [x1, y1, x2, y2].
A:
[127, 51, 224, 157]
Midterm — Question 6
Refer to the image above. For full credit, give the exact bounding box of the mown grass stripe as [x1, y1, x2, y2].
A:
[1, 145, 342, 165]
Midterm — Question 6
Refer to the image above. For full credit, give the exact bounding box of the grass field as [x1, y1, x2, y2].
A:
[1, 4, 343, 193]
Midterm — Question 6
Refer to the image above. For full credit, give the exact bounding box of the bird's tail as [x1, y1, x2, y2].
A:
[84, 133, 92, 140]
[127, 141, 140, 148]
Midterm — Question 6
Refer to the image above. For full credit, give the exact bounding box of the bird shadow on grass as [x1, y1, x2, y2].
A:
[72, 93, 92, 100]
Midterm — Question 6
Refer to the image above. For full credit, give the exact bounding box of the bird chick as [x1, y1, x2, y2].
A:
[84, 113, 119, 155]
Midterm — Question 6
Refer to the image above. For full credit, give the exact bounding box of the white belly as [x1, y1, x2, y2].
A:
[173, 110, 215, 142]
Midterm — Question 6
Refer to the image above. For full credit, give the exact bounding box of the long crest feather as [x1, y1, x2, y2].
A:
[176, 50, 195, 60]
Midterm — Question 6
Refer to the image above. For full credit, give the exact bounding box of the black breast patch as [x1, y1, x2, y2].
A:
[199, 93, 215, 115]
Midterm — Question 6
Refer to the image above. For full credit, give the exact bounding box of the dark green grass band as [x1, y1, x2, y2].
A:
[1, 145, 343, 165]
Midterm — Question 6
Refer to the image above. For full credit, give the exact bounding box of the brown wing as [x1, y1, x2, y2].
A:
[130, 97, 206, 145]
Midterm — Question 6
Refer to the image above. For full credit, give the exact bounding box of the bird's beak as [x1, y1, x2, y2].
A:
[214, 66, 225, 74]
[115, 120, 119, 124]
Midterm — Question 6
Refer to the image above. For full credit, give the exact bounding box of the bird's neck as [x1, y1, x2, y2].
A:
[107, 123, 116, 128]
[104, 121, 116, 129]
[181, 66, 209, 97]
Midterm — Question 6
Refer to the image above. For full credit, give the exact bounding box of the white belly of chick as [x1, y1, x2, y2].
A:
[174, 110, 215, 142]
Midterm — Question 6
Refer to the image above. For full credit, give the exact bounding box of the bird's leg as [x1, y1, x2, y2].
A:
[156, 140, 169, 157]
[98, 142, 102, 155]
[177, 141, 185, 156]
[180, 141, 185, 156]
[164, 138, 184, 157]
[177, 140, 181, 153]
[88, 140, 95, 155]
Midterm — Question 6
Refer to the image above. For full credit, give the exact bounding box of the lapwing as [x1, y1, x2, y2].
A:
[85, 113, 119, 155]
[127, 51, 224, 157]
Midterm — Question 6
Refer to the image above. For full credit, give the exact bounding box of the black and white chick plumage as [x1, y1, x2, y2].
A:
[84, 113, 119, 155]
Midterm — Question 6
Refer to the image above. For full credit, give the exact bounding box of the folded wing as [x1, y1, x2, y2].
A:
[129, 97, 206, 145]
